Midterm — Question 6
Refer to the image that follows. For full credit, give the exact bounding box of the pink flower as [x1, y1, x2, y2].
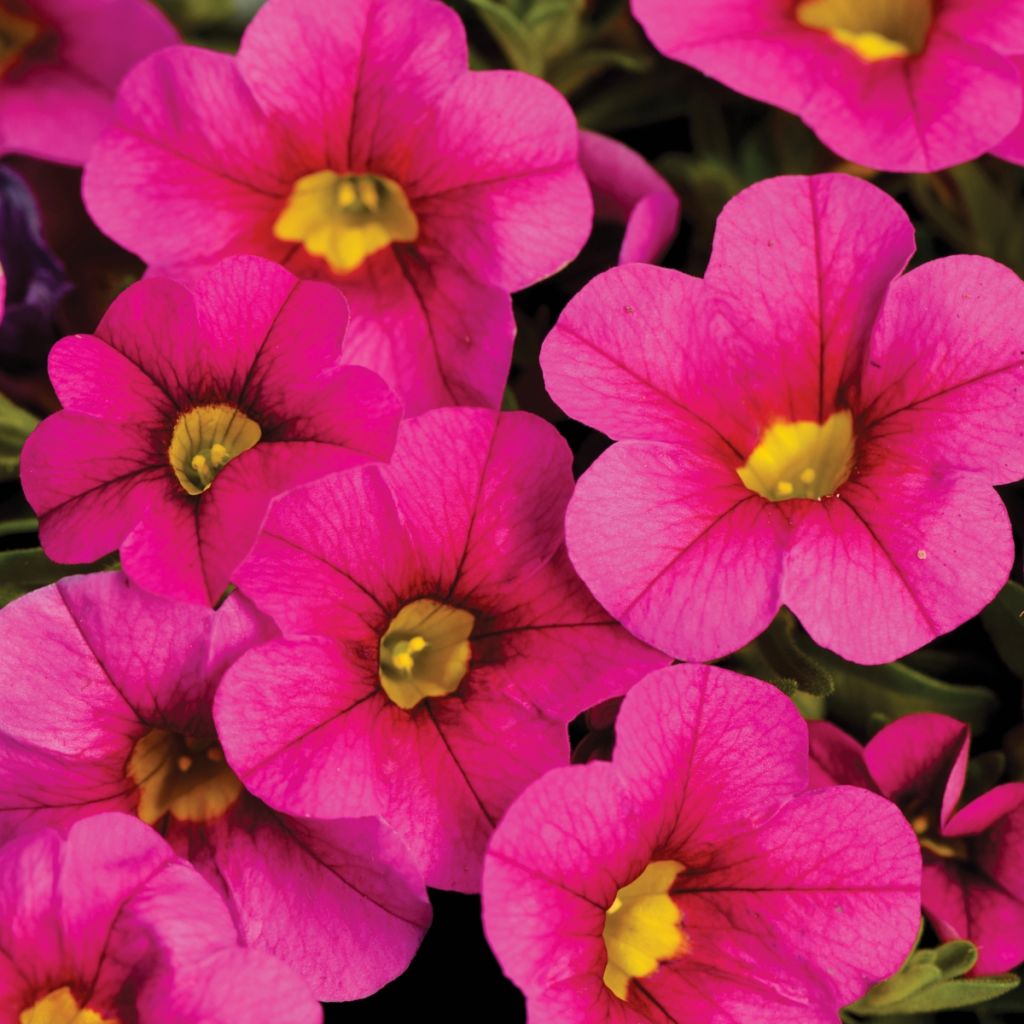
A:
[0, 813, 320, 1023]
[482, 664, 922, 1023]
[810, 713, 1024, 975]
[0, 572, 431, 1002]
[542, 173, 1024, 665]
[215, 407, 669, 892]
[20, 254, 400, 606]
[579, 131, 680, 265]
[631, 0, 1024, 172]
[82, 0, 591, 414]
[0, 0, 177, 166]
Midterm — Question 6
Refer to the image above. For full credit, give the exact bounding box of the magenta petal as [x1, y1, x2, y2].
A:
[946, 782, 1024, 838]
[566, 441, 788, 661]
[807, 721, 875, 791]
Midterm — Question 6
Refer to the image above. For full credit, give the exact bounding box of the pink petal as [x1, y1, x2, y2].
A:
[807, 720, 875, 791]
[946, 782, 1024, 839]
[579, 130, 680, 265]
[938, 0, 1024, 53]
[566, 441, 788, 661]
[991, 58, 1024, 163]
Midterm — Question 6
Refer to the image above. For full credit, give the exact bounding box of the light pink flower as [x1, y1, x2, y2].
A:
[216, 407, 669, 892]
[631, 0, 1024, 172]
[82, 0, 592, 414]
[0, 572, 431, 1001]
[20, 254, 400, 606]
[0, 813, 320, 1023]
[810, 714, 1024, 975]
[543, 173, 1024, 665]
[0, 0, 177, 166]
[579, 131, 680, 265]
[482, 664, 922, 1023]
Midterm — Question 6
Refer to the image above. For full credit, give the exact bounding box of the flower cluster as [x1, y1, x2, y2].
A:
[0, 0, 1022, 1020]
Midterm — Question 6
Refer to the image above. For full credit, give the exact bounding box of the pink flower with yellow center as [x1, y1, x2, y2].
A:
[0, 813, 320, 1023]
[0, 572, 432, 1002]
[0, 0, 177, 166]
[810, 713, 1024, 975]
[482, 664, 922, 1023]
[81, 0, 592, 414]
[19, 254, 400, 606]
[631, 0, 1024, 172]
[542, 173, 1024, 665]
[214, 407, 670, 892]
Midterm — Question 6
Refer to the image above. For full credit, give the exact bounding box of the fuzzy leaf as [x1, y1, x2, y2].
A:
[981, 580, 1024, 678]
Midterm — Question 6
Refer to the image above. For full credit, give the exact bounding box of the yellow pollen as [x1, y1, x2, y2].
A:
[168, 404, 261, 495]
[0, 4, 43, 78]
[379, 599, 475, 710]
[19, 987, 117, 1024]
[796, 0, 932, 61]
[273, 170, 419, 275]
[737, 410, 855, 502]
[127, 728, 243, 825]
[603, 860, 688, 1000]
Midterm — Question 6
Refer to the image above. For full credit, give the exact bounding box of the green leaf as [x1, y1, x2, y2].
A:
[465, 0, 543, 74]
[0, 548, 118, 608]
[0, 515, 38, 538]
[755, 609, 835, 697]
[879, 974, 1020, 1014]
[0, 392, 39, 482]
[981, 580, 1024, 678]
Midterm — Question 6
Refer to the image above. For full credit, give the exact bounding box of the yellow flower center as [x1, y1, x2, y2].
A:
[378, 599, 475, 710]
[0, 3, 43, 78]
[910, 813, 970, 861]
[127, 728, 243, 825]
[796, 0, 933, 61]
[20, 987, 116, 1024]
[167, 404, 261, 496]
[737, 410, 855, 502]
[273, 170, 419, 275]
[603, 860, 688, 1001]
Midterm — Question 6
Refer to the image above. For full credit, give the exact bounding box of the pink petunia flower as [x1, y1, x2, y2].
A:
[579, 131, 680, 266]
[542, 173, 1024, 665]
[631, 0, 1024, 173]
[482, 664, 922, 1023]
[0, 0, 177, 166]
[20, 254, 400, 606]
[0, 813, 320, 1023]
[810, 713, 1024, 975]
[215, 407, 670, 892]
[81, 0, 592, 414]
[0, 572, 432, 1002]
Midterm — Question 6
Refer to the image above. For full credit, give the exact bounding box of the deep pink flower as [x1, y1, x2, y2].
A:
[82, 0, 591, 414]
[20, 254, 400, 606]
[0, 572, 431, 1002]
[0, 0, 177, 166]
[482, 664, 921, 1023]
[215, 407, 669, 892]
[542, 173, 1024, 664]
[810, 714, 1024, 975]
[579, 130, 680, 265]
[631, 0, 1024, 172]
[0, 813, 320, 1023]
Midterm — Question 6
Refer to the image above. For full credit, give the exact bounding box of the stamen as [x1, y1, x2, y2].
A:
[796, 0, 932, 62]
[168, 404, 261, 495]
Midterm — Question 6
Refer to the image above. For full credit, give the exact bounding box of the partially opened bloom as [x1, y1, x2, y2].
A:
[20, 254, 400, 605]
[632, 0, 1024, 172]
[0, 572, 431, 1001]
[0, 813, 320, 1023]
[543, 173, 1024, 664]
[810, 714, 1024, 975]
[482, 664, 921, 1023]
[82, 0, 591, 413]
[0, 0, 177, 165]
[579, 131, 680, 265]
[216, 407, 669, 891]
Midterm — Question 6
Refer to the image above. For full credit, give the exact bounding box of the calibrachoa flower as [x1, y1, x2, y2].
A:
[482, 664, 922, 1023]
[542, 173, 1024, 665]
[579, 131, 680, 266]
[215, 407, 669, 891]
[82, 0, 591, 414]
[0, 572, 432, 1001]
[0, 0, 177, 166]
[631, 0, 1024, 172]
[810, 713, 1024, 974]
[20, 255, 400, 606]
[0, 813, 320, 1023]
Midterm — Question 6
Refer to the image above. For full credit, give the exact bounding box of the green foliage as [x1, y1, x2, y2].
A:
[981, 581, 1024, 679]
[0, 548, 118, 609]
[0, 392, 38, 483]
